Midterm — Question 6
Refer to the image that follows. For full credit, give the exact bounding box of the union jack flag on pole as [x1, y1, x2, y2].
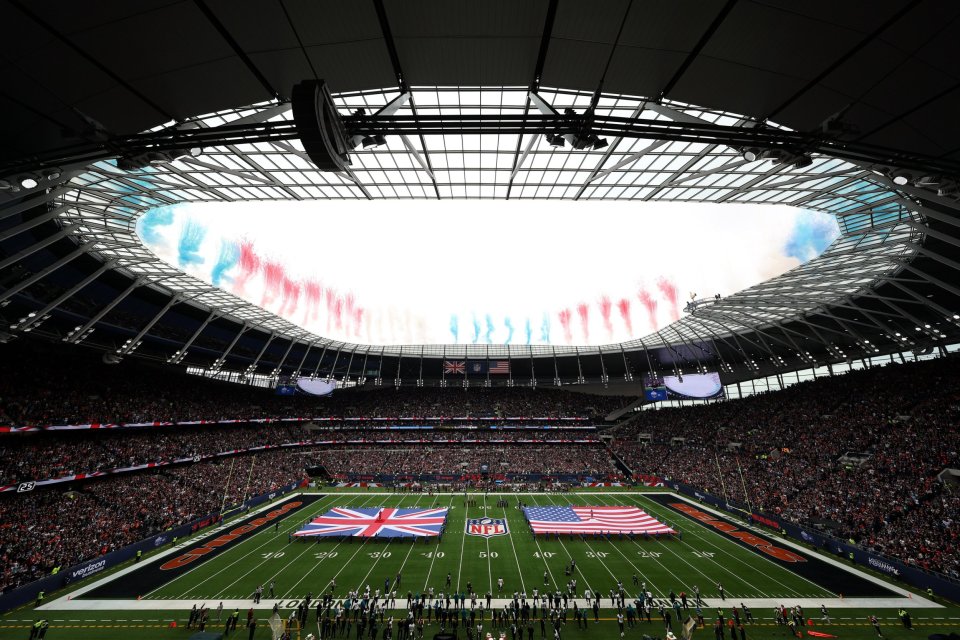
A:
[293, 507, 449, 538]
[443, 360, 466, 375]
[522, 506, 675, 535]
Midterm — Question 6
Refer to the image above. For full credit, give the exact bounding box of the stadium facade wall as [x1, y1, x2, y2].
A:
[0, 480, 304, 613]
[665, 480, 960, 603]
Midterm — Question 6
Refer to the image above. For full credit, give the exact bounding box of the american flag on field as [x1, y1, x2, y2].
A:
[293, 507, 448, 538]
[522, 506, 675, 535]
[489, 360, 510, 374]
[443, 360, 466, 375]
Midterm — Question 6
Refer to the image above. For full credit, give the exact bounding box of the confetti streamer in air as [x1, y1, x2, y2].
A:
[598, 296, 613, 338]
[540, 313, 551, 343]
[177, 220, 206, 267]
[235, 240, 260, 295]
[471, 315, 481, 344]
[657, 277, 681, 322]
[577, 303, 590, 342]
[558, 308, 572, 344]
[617, 298, 633, 337]
[524, 318, 533, 345]
[138, 206, 175, 245]
[261, 260, 285, 308]
[504, 317, 514, 345]
[449, 315, 459, 343]
[485, 314, 495, 344]
[638, 288, 658, 330]
[210, 240, 239, 286]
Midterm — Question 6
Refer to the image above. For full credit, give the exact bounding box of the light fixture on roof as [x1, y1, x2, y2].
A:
[545, 133, 565, 148]
[361, 134, 387, 149]
[19, 176, 39, 189]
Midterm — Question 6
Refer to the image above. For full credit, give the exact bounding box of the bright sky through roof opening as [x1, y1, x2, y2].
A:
[137, 200, 839, 346]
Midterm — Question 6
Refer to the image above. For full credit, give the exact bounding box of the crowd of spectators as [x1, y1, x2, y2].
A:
[0, 449, 308, 593]
[0, 425, 601, 485]
[610, 356, 960, 578]
[311, 443, 619, 478]
[0, 342, 629, 426]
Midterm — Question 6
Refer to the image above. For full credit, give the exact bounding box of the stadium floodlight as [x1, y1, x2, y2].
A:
[741, 148, 762, 162]
[361, 134, 387, 149]
[19, 176, 38, 189]
[545, 133, 565, 148]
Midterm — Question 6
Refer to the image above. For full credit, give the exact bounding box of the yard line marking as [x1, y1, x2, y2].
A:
[210, 494, 365, 600]
[422, 494, 457, 592]
[394, 492, 439, 597]
[627, 494, 815, 599]
[482, 493, 493, 595]
[352, 492, 427, 595]
[500, 500, 526, 595]
[530, 494, 595, 599]
[150, 493, 339, 599]
[605, 493, 760, 598]
[456, 493, 470, 592]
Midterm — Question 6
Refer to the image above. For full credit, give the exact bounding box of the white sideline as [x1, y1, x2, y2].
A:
[38, 491, 942, 611]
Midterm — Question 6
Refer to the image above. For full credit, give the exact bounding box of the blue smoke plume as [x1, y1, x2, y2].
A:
[449, 315, 459, 343]
[485, 314, 495, 343]
[471, 315, 481, 344]
[504, 317, 514, 345]
[785, 213, 839, 263]
[177, 219, 206, 267]
[540, 313, 551, 343]
[210, 240, 239, 286]
[138, 205, 175, 245]
[524, 318, 533, 345]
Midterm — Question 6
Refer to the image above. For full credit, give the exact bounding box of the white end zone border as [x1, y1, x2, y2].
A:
[37, 491, 941, 611]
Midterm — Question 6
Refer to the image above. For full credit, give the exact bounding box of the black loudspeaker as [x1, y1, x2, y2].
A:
[291, 80, 353, 172]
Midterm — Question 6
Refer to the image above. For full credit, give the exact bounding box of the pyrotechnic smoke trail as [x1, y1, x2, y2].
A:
[344, 293, 356, 335]
[177, 220, 206, 267]
[353, 307, 364, 338]
[576, 303, 590, 342]
[485, 314, 495, 344]
[210, 240, 239, 286]
[333, 296, 344, 330]
[504, 317, 514, 345]
[303, 280, 322, 325]
[279, 277, 301, 317]
[656, 277, 681, 322]
[524, 318, 533, 345]
[558, 308, 572, 344]
[540, 313, 551, 343]
[599, 296, 613, 339]
[261, 261, 285, 308]
[138, 205, 175, 245]
[617, 298, 633, 337]
[235, 241, 260, 296]
[450, 315, 459, 343]
[471, 315, 481, 344]
[325, 290, 335, 333]
[638, 288, 658, 331]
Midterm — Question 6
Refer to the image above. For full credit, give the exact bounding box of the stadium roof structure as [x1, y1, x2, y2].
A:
[1, 0, 960, 389]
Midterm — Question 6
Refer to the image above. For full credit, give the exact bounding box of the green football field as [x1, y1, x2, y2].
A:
[3, 490, 958, 640]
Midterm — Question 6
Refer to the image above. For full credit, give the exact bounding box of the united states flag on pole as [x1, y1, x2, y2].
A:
[488, 360, 510, 374]
[522, 506, 675, 534]
[294, 507, 448, 538]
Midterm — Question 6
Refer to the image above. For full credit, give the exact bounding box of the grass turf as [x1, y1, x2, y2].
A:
[2, 489, 957, 640]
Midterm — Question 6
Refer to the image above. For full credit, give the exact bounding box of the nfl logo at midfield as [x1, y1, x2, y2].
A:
[467, 517, 508, 538]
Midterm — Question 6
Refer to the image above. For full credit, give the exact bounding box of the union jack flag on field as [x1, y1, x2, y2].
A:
[293, 507, 449, 538]
[443, 360, 466, 375]
[522, 506, 675, 535]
